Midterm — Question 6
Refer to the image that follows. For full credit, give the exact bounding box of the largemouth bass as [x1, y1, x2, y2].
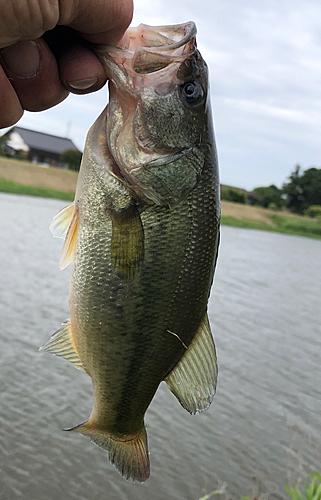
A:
[40, 21, 220, 482]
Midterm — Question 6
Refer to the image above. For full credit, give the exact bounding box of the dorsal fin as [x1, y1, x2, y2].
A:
[165, 313, 217, 414]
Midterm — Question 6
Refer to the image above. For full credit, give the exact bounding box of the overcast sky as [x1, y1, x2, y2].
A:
[2, 0, 321, 190]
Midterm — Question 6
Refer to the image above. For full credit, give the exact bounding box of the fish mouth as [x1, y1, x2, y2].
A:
[95, 22, 197, 86]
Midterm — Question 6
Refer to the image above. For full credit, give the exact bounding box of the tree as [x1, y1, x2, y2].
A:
[60, 149, 82, 171]
[221, 187, 246, 204]
[252, 184, 284, 208]
[283, 165, 321, 213]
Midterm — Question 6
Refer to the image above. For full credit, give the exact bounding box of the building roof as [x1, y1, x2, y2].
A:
[10, 126, 78, 155]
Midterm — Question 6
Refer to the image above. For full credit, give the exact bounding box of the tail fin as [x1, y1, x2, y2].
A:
[65, 421, 150, 482]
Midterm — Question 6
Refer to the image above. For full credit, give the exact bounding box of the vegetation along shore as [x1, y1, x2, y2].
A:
[1, 157, 320, 240]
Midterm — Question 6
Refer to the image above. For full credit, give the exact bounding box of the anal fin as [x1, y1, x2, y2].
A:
[39, 319, 84, 370]
[165, 313, 217, 414]
[110, 204, 144, 280]
[66, 421, 150, 483]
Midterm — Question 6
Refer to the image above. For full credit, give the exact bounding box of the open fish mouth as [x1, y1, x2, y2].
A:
[95, 22, 197, 85]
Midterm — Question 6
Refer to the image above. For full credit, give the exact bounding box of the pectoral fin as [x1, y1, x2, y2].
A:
[165, 314, 217, 414]
[49, 202, 79, 269]
[39, 319, 84, 370]
[110, 204, 144, 280]
[50, 203, 75, 239]
[59, 208, 79, 270]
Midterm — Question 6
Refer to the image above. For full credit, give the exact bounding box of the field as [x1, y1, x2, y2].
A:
[1, 157, 320, 239]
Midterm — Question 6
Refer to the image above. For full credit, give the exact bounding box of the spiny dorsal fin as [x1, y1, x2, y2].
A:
[65, 421, 150, 483]
[165, 313, 217, 414]
[50, 203, 75, 239]
[39, 319, 84, 370]
[59, 208, 79, 270]
[110, 204, 144, 280]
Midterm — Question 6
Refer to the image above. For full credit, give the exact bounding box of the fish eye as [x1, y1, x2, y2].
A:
[180, 81, 204, 106]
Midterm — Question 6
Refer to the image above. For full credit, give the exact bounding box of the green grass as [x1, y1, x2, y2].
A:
[285, 471, 321, 500]
[0, 178, 74, 201]
[270, 214, 321, 238]
[197, 471, 321, 500]
[221, 214, 321, 240]
[221, 215, 277, 232]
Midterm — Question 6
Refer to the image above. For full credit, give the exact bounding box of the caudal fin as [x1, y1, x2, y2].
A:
[65, 421, 150, 482]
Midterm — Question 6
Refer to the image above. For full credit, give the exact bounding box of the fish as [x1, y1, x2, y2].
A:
[40, 21, 220, 483]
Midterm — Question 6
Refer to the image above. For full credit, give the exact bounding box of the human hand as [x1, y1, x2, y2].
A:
[0, 0, 133, 128]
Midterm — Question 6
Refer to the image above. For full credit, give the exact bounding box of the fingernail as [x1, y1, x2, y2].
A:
[1, 41, 40, 78]
[67, 77, 99, 90]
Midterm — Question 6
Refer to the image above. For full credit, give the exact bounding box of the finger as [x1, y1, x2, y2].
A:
[0, 66, 23, 128]
[63, 0, 134, 46]
[58, 45, 107, 94]
[43, 27, 106, 94]
[0, 38, 69, 112]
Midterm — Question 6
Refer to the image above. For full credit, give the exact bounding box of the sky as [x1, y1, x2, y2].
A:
[2, 0, 321, 191]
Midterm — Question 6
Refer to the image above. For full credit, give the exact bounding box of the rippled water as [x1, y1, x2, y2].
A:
[0, 193, 320, 500]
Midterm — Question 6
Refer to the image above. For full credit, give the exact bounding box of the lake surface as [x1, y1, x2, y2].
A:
[0, 193, 320, 500]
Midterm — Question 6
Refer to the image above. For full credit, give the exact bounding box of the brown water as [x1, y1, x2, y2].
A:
[0, 193, 320, 499]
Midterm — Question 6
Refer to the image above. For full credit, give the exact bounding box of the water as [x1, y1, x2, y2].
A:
[0, 192, 320, 500]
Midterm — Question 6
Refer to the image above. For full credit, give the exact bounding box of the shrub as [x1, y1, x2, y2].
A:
[221, 187, 246, 204]
[60, 149, 82, 171]
[268, 202, 279, 211]
[304, 205, 321, 218]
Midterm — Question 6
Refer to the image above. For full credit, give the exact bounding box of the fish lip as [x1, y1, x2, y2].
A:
[127, 21, 197, 53]
[96, 21, 196, 55]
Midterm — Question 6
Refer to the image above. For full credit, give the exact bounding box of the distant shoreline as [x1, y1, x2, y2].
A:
[1, 157, 320, 240]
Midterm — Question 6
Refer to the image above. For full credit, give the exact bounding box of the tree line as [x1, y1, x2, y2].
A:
[222, 165, 321, 217]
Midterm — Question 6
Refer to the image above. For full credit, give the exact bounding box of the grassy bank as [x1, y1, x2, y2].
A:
[221, 214, 321, 239]
[1, 157, 320, 240]
[220, 201, 321, 239]
[0, 178, 74, 201]
[0, 156, 77, 192]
